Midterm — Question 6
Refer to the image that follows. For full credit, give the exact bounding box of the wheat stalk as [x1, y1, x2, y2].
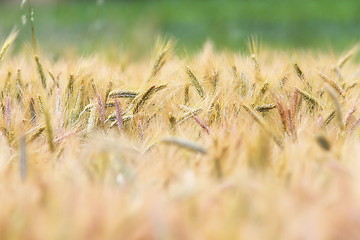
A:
[255, 104, 276, 113]
[325, 84, 344, 130]
[319, 72, 345, 98]
[109, 90, 138, 99]
[27, 126, 45, 143]
[0, 29, 18, 64]
[34, 56, 47, 89]
[276, 98, 288, 133]
[70, 85, 84, 124]
[42, 100, 55, 152]
[345, 107, 357, 128]
[297, 88, 324, 110]
[87, 104, 97, 133]
[5, 98, 11, 128]
[324, 110, 336, 126]
[192, 115, 210, 134]
[132, 84, 167, 114]
[97, 91, 106, 125]
[294, 63, 305, 81]
[211, 69, 219, 92]
[109, 115, 133, 128]
[29, 97, 37, 124]
[114, 99, 123, 130]
[242, 103, 283, 148]
[162, 137, 207, 154]
[178, 106, 203, 123]
[337, 44, 359, 69]
[66, 74, 75, 106]
[251, 54, 263, 82]
[104, 81, 113, 104]
[186, 66, 205, 98]
[254, 81, 269, 105]
[148, 39, 172, 82]
[184, 84, 190, 105]
[15, 69, 24, 103]
[19, 135, 27, 182]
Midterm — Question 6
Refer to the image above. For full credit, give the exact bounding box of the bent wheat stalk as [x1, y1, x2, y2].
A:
[319, 72, 345, 98]
[297, 88, 324, 110]
[109, 90, 138, 99]
[325, 84, 344, 130]
[0, 29, 18, 64]
[162, 137, 207, 154]
[242, 103, 283, 148]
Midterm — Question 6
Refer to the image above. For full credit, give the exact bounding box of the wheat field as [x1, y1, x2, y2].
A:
[1, 31, 360, 240]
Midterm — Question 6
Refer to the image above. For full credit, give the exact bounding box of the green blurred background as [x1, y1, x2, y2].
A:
[0, 0, 360, 55]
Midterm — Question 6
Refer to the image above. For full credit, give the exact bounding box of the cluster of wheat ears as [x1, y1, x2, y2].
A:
[1, 29, 360, 239]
